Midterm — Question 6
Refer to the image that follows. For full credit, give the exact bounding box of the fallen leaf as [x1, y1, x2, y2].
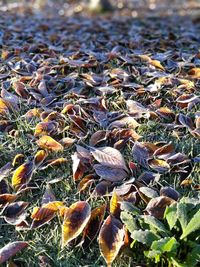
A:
[94, 164, 127, 182]
[12, 162, 34, 190]
[90, 146, 129, 172]
[145, 196, 175, 219]
[37, 135, 63, 152]
[82, 205, 106, 247]
[62, 201, 91, 247]
[99, 215, 125, 267]
[0, 241, 28, 264]
[31, 201, 63, 229]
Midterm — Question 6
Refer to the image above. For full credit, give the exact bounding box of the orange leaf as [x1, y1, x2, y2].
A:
[34, 121, 58, 137]
[180, 179, 193, 186]
[0, 194, 18, 206]
[188, 68, 200, 78]
[0, 98, 10, 116]
[77, 174, 95, 193]
[37, 135, 63, 152]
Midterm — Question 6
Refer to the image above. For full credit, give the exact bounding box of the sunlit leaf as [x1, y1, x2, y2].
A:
[0, 194, 18, 207]
[148, 159, 170, 173]
[34, 121, 58, 137]
[33, 150, 48, 167]
[77, 174, 95, 193]
[110, 190, 122, 218]
[188, 68, 200, 78]
[12, 154, 24, 167]
[37, 135, 63, 152]
[11, 162, 34, 190]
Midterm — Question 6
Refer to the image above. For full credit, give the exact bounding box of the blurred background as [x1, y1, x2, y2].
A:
[0, 0, 200, 17]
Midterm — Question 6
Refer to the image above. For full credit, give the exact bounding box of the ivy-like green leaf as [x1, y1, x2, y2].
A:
[130, 230, 159, 246]
[120, 201, 141, 215]
[177, 202, 188, 232]
[185, 245, 200, 267]
[151, 237, 179, 253]
[180, 209, 200, 239]
[120, 211, 138, 233]
[141, 215, 169, 235]
[164, 203, 177, 230]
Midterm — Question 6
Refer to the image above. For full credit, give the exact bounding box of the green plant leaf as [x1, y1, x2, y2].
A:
[141, 215, 169, 236]
[177, 202, 188, 232]
[164, 203, 177, 230]
[170, 258, 186, 267]
[180, 209, 200, 239]
[120, 211, 138, 233]
[144, 249, 161, 263]
[185, 245, 200, 267]
[120, 201, 141, 215]
[130, 230, 159, 246]
[151, 237, 179, 253]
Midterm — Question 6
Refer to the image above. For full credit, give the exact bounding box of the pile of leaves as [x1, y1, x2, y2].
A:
[0, 6, 200, 267]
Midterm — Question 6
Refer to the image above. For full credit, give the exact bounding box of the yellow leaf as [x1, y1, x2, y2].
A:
[12, 154, 24, 167]
[34, 150, 48, 166]
[150, 60, 165, 71]
[188, 68, 200, 78]
[12, 162, 33, 190]
[0, 98, 10, 116]
[110, 190, 122, 218]
[31, 201, 63, 229]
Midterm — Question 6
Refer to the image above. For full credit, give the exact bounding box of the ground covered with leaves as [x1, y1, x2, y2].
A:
[0, 4, 200, 267]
